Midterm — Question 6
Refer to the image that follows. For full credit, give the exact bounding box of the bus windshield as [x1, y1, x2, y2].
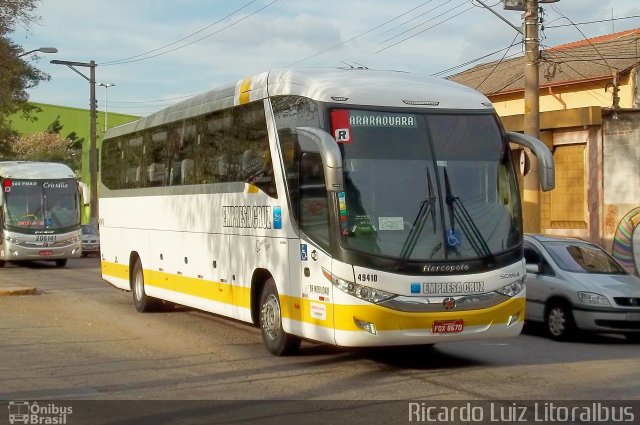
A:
[333, 109, 521, 261]
[3, 179, 80, 231]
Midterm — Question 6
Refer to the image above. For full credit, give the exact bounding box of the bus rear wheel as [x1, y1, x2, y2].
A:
[259, 278, 301, 356]
[131, 258, 158, 312]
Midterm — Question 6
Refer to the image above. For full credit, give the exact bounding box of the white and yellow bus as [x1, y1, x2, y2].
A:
[99, 68, 554, 355]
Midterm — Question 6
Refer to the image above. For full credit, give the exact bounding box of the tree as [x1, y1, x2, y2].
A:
[0, 0, 47, 157]
[9, 132, 76, 170]
[43, 116, 83, 169]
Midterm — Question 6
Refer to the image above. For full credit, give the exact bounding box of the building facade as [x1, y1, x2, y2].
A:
[450, 29, 640, 272]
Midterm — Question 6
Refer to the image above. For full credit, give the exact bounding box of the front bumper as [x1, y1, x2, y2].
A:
[573, 308, 640, 333]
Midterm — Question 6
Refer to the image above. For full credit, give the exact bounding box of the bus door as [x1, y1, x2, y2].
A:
[297, 152, 335, 343]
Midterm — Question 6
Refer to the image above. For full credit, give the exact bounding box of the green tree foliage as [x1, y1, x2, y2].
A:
[0, 0, 47, 157]
[43, 116, 83, 169]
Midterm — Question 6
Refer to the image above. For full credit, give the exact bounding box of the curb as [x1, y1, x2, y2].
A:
[0, 287, 37, 296]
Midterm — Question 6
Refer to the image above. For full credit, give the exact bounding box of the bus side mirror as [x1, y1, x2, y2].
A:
[78, 181, 90, 206]
[294, 127, 344, 192]
[507, 131, 555, 192]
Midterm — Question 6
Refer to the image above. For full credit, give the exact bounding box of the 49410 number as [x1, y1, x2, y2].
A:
[357, 273, 378, 283]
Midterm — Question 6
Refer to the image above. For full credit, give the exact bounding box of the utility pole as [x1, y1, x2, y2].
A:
[50, 59, 98, 225]
[522, 0, 541, 232]
[524, 0, 540, 140]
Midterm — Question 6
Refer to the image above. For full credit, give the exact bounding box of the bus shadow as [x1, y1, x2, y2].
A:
[352, 345, 482, 369]
[522, 322, 637, 345]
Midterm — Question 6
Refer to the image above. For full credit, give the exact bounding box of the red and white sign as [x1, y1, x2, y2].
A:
[330, 109, 352, 143]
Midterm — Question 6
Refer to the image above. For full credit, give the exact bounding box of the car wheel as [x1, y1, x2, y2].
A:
[545, 301, 576, 341]
[131, 258, 158, 312]
[55, 259, 67, 267]
[259, 278, 301, 356]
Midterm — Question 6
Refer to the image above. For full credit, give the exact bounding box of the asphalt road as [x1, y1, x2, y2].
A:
[1, 258, 639, 407]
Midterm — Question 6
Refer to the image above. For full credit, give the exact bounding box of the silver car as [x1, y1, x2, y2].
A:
[524, 234, 640, 341]
[81, 224, 100, 257]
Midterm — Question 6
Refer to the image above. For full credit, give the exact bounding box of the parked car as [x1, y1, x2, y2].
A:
[81, 224, 100, 257]
[524, 234, 640, 341]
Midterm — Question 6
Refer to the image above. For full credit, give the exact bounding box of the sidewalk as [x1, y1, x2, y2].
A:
[0, 264, 37, 296]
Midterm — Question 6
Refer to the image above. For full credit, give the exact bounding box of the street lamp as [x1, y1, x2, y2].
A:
[18, 47, 58, 58]
[99, 83, 115, 132]
[50, 59, 98, 225]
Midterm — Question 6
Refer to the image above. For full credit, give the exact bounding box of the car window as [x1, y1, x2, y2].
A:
[524, 245, 540, 264]
[524, 242, 555, 276]
[82, 225, 98, 235]
[541, 241, 627, 275]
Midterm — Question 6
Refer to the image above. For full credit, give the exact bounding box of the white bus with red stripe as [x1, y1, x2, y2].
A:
[99, 68, 554, 355]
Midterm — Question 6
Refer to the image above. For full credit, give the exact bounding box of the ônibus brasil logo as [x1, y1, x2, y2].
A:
[8, 401, 73, 424]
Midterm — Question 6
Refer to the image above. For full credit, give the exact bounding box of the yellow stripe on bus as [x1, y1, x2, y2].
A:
[102, 261, 523, 331]
[102, 261, 129, 280]
[238, 77, 252, 105]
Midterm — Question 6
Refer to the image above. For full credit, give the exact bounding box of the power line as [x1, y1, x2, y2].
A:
[433, 50, 521, 78]
[475, 32, 521, 90]
[101, 0, 259, 65]
[286, 1, 440, 67]
[368, 3, 475, 58]
[376, 1, 469, 47]
[549, 4, 614, 71]
[545, 14, 640, 29]
[376, 0, 456, 38]
[101, 0, 279, 66]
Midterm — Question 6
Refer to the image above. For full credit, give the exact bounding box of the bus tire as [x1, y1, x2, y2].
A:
[55, 259, 67, 267]
[131, 259, 158, 312]
[259, 278, 301, 356]
[0, 260, 5, 268]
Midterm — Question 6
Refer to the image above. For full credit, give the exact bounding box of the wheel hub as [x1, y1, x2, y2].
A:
[261, 294, 281, 341]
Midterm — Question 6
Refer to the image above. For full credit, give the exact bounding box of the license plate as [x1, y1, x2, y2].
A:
[39, 250, 53, 256]
[627, 313, 640, 321]
[432, 320, 464, 334]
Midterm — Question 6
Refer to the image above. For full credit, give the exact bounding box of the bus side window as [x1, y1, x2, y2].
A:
[299, 152, 329, 249]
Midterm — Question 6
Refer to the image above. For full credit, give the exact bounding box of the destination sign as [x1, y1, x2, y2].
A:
[349, 112, 417, 128]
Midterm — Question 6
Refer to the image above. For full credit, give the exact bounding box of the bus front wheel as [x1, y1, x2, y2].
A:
[259, 278, 301, 356]
[131, 259, 158, 312]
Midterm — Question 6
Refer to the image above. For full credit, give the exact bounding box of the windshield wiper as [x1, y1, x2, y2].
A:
[26, 207, 42, 230]
[396, 171, 437, 270]
[443, 168, 492, 258]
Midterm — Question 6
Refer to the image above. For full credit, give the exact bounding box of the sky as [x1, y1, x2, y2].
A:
[9, 0, 640, 118]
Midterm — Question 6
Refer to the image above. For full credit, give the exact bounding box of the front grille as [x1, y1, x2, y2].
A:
[614, 297, 640, 307]
[594, 320, 640, 330]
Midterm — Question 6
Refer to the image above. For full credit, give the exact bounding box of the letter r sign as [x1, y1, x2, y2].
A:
[334, 128, 351, 143]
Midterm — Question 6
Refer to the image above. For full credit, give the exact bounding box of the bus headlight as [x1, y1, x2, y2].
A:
[323, 268, 396, 304]
[496, 277, 526, 297]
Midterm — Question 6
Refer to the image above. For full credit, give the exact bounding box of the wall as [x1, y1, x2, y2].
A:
[603, 110, 640, 274]
[490, 76, 629, 118]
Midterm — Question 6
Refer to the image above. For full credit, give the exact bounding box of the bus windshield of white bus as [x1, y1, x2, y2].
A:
[3, 179, 80, 231]
[273, 97, 521, 263]
[334, 109, 521, 262]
